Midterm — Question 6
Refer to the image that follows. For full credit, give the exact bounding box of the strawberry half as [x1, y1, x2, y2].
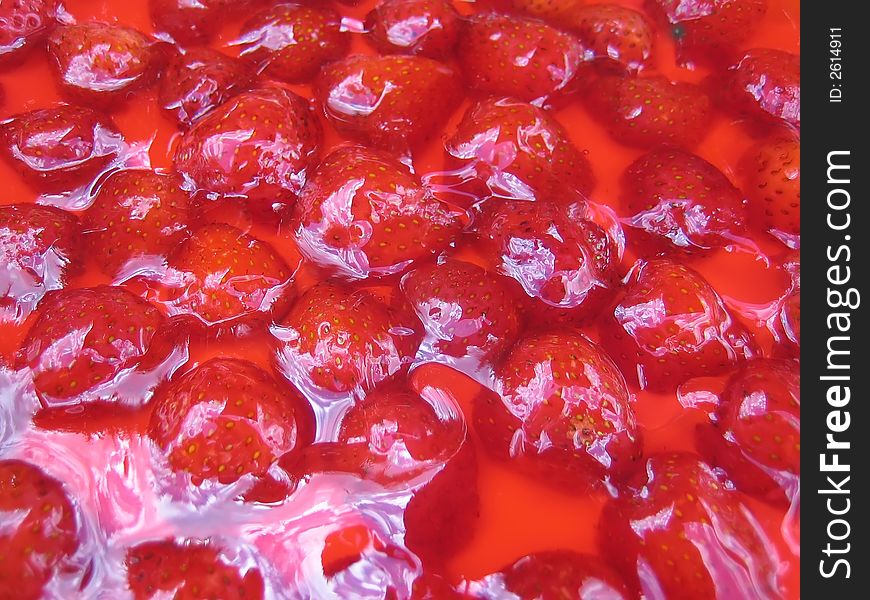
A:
[84, 169, 191, 277]
[646, 0, 769, 65]
[316, 54, 462, 150]
[0, 460, 79, 600]
[1, 204, 81, 323]
[159, 48, 253, 129]
[47, 22, 166, 106]
[293, 146, 463, 279]
[600, 452, 780, 600]
[274, 282, 421, 395]
[445, 97, 596, 200]
[568, 3, 654, 73]
[586, 74, 713, 148]
[364, 0, 461, 59]
[475, 331, 641, 492]
[724, 48, 801, 129]
[401, 258, 522, 362]
[457, 12, 583, 103]
[600, 258, 756, 391]
[235, 3, 349, 83]
[126, 539, 265, 600]
[621, 148, 748, 253]
[1, 105, 123, 193]
[0, 0, 59, 64]
[148, 357, 315, 486]
[164, 223, 295, 328]
[741, 135, 800, 236]
[174, 85, 322, 208]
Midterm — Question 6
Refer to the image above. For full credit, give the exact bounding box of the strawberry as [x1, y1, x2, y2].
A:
[474, 331, 641, 492]
[740, 135, 800, 235]
[17, 285, 167, 408]
[0, 0, 59, 64]
[568, 4, 654, 73]
[476, 199, 619, 314]
[600, 259, 755, 391]
[586, 74, 713, 148]
[445, 98, 596, 200]
[479, 0, 584, 22]
[0, 105, 123, 193]
[724, 48, 800, 129]
[646, 0, 768, 65]
[126, 539, 265, 600]
[159, 48, 253, 129]
[235, 3, 349, 83]
[274, 282, 421, 395]
[148, 357, 314, 486]
[401, 259, 522, 362]
[163, 223, 295, 328]
[777, 289, 800, 358]
[83, 169, 191, 277]
[620, 148, 748, 253]
[485, 551, 632, 600]
[148, 0, 241, 44]
[457, 13, 584, 103]
[173, 85, 322, 207]
[698, 359, 800, 500]
[293, 146, 464, 279]
[316, 54, 462, 150]
[1, 204, 81, 323]
[364, 0, 461, 59]
[47, 23, 166, 106]
[599, 452, 780, 600]
[0, 460, 79, 600]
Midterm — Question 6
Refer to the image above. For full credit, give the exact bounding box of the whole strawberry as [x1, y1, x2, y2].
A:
[446, 98, 596, 200]
[479, 0, 584, 23]
[741, 135, 800, 236]
[600, 452, 780, 600]
[724, 48, 800, 129]
[316, 54, 462, 150]
[293, 146, 463, 279]
[1, 204, 81, 323]
[174, 85, 322, 208]
[1, 105, 123, 193]
[149, 0, 242, 44]
[457, 12, 584, 103]
[600, 259, 756, 391]
[365, 0, 461, 59]
[474, 331, 641, 492]
[84, 169, 190, 277]
[569, 3, 654, 73]
[621, 148, 748, 253]
[0, 0, 59, 64]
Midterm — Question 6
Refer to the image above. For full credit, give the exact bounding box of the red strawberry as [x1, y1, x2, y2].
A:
[148, 357, 314, 485]
[724, 48, 800, 129]
[274, 282, 421, 395]
[84, 169, 191, 277]
[316, 54, 462, 150]
[293, 146, 463, 279]
[159, 48, 253, 129]
[479, 0, 584, 22]
[740, 135, 800, 235]
[17, 285, 167, 408]
[586, 74, 713, 148]
[235, 3, 348, 83]
[163, 223, 295, 328]
[401, 259, 522, 362]
[0, 105, 123, 193]
[568, 3, 654, 73]
[457, 13, 584, 103]
[599, 452, 780, 600]
[0, 0, 59, 64]
[600, 259, 755, 391]
[445, 98, 596, 200]
[0, 460, 79, 600]
[620, 148, 748, 253]
[698, 359, 799, 500]
[47, 23, 166, 105]
[477, 199, 619, 314]
[646, 0, 768, 65]
[126, 539, 265, 600]
[173, 85, 322, 207]
[483, 551, 632, 599]
[1, 204, 81, 323]
[364, 0, 461, 59]
[474, 331, 641, 492]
